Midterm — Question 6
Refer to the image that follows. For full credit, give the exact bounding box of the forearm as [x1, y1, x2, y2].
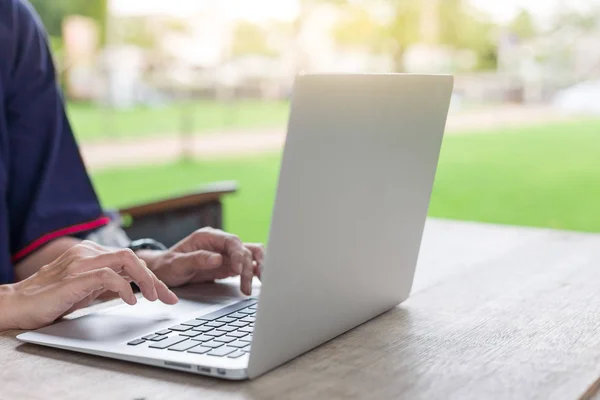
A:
[14, 237, 82, 281]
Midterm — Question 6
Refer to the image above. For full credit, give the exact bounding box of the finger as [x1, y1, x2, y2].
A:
[147, 269, 179, 305]
[118, 270, 134, 283]
[72, 249, 158, 302]
[253, 261, 262, 281]
[191, 230, 249, 275]
[240, 247, 254, 296]
[246, 244, 265, 265]
[246, 243, 265, 278]
[112, 249, 158, 302]
[171, 250, 223, 277]
[61, 267, 137, 306]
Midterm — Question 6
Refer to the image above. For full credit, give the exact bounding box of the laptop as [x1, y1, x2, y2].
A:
[18, 74, 453, 380]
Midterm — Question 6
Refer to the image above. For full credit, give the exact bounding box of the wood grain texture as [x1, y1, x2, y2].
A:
[2, 219, 600, 400]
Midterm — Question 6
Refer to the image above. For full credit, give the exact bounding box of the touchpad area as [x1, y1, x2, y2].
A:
[22, 280, 260, 344]
[34, 297, 232, 343]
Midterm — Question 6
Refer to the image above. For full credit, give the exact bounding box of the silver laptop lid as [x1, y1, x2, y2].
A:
[248, 74, 453, 378]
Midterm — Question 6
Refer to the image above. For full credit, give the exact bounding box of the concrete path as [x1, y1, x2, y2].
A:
[81, 105, 578, 171]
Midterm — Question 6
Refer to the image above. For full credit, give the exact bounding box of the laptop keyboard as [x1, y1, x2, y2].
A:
[127, 299, 256, 358]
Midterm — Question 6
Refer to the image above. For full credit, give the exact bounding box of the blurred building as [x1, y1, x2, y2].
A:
[102, 0, 397, 107]
[497, 25, 600, 103]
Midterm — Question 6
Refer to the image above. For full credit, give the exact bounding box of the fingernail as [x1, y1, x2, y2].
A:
[129, 295, 138, 305]
[236, 262, 243, 274]
[152, 287, 158, 301]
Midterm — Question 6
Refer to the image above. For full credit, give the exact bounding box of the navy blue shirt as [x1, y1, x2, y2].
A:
[0, 0, 108, 283]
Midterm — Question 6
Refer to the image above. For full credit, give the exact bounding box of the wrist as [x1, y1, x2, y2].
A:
[0, 284, 19, 332]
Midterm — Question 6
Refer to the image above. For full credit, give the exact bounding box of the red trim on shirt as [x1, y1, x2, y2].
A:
[11, 216, 111, 263]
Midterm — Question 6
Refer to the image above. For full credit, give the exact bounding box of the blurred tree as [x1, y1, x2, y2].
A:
[28, 0, 107, 40]
[332, 0, 421, 70]
[231, 21, 277, 58]
[386, 0, 422, 70]
[332, 6, 388, 53]
[27, 0, 63, 36]
[333, 0, 497, 71]
[439, 4, 497, 70]
[293, 0, 349, 70]
[116, 17, 158, 49]
[552, 6, 600, 32]
[114, 15, 190, 78]
[509, 10, 538, 40]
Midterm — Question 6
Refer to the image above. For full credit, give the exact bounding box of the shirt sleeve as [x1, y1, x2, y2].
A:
[6, 1, 109, 263]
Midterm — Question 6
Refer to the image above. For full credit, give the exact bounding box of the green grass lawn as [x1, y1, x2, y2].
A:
[92, 119, 600, 243]
[67, 100, 290, 143]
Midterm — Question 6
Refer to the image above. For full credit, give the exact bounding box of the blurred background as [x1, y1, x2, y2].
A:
[31, 0, 600, 242]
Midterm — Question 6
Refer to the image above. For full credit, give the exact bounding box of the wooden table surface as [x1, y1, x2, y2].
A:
[3, 219, 600, 400]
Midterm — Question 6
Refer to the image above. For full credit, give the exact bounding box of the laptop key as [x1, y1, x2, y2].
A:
[205, 321, 226, 328]
[228, 341, 249, 349]
[217, 317, 236, 323]
[156, 329, 171, 335]
[239, 326, 253, 333]
[179, 330, 201, 338]
[228, 331, 248, 339]
[191, 335, 214, 342]
[228, 312, 246, 319]
[203, 341, 224, 349]
[149, 336, 187, 349]
[207, 347, 236, 357]
[239, 335, 253, 343]
[127, 339, 145, 346]
[228, 350, 246, 359]
[188, 346, 211, 355]
[216, 325, 237, 333]
[169, 325, 192, 332]
[204, 330, 227, 337]
[192, 325, 214, 333]
[143, 334, 160, 341]
[214, 336, 236, 344]
[239, 309, 255, 315]
[168, 339, 199, 352]
[229, 321, 248, 328]
[181, 319, 206, 327]
[196, 299, 257, 321]
[240, 316, 255, 323]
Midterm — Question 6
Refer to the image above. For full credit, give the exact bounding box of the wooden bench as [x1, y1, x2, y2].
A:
[117, 181, 237, 247]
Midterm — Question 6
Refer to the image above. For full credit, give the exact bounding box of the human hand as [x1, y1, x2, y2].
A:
[147, 228, 265, 295]
[1, 241, 178, 331]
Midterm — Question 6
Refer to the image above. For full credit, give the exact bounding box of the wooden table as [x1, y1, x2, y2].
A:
[3, 219, 600, 400]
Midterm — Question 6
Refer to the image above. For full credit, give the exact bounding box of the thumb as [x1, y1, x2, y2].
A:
[172, 250, 223, 276]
